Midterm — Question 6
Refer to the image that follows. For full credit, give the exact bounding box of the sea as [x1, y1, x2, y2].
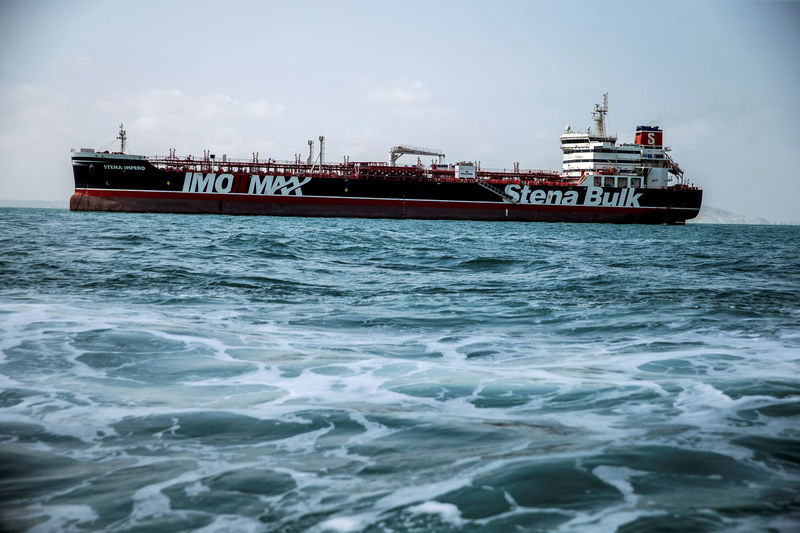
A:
[0, 207, 798, 533]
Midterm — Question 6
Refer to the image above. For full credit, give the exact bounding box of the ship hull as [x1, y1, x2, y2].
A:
[70, 154, 702, 224]
[70, 189, 699, 224]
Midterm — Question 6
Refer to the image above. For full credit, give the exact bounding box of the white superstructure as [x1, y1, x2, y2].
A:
[560, 94, 685, 189]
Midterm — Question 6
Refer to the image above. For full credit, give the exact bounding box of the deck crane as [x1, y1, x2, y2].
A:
[389, 145, 445, 166]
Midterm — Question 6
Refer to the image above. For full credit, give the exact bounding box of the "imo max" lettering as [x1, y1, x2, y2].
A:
[182, 173, 311, 195]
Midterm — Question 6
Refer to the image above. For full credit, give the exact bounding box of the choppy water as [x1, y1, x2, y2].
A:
[0, 207, 798, 532]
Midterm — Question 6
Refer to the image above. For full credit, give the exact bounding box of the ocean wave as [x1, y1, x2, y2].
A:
[1, 209, 798, 531]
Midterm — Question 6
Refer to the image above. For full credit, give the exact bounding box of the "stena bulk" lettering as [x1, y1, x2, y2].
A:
[182, 173, 311, 195]
[503, 184, 643, 208]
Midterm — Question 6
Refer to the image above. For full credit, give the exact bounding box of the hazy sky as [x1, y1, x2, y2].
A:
[1, 0, 798, 221]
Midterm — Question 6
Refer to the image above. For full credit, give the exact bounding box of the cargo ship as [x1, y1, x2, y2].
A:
[70, 94, 701, 224]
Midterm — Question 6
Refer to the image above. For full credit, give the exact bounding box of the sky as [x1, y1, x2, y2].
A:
[1, 0, 798, 222]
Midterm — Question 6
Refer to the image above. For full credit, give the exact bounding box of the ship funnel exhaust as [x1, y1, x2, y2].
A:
[319, 136, 325, 165]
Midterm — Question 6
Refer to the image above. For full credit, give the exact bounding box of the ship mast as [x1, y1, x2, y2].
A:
[592, 92, 608, 136]
[117, 123, 127, 153]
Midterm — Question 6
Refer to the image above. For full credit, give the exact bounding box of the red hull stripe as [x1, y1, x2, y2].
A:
[75, 188, 696, 214]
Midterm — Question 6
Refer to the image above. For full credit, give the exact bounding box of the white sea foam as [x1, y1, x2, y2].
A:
[373, 476, 472, 512]
[27, 504, 98, 533]
[273, 423, 333, 453]
[129, 482, 174, 521]
[193, 514, 266, 533]
[183, 481, 209, 497]
[591, 466, 641, 504]
[314, 515, 371, 532]
[558, 509, 663, 533]
[147, 329, 238, 362]
[408, 501, 463, 525]
[555, 467, 675, 532]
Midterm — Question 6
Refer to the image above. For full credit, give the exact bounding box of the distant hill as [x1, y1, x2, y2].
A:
[689, 205, 773, 225]
[0, 199, 67, 209]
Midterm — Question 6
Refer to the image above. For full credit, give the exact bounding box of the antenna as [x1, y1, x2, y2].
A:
[592, 92, 608, 136]
[117, 123, 127, 153]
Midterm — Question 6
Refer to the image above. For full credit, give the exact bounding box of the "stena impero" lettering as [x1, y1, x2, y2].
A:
[105, 164, 146, 171]
[504, 184, 643, 208]
[182, 173, 311, 195]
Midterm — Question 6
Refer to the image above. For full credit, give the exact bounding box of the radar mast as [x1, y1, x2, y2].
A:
[592, 92, 608, 136]
[117, 123, 127, 153]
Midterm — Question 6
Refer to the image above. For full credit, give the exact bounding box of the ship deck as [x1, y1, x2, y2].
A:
[144, 154, 567, 187]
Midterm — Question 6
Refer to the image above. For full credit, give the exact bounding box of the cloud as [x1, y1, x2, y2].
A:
[369, 81, 430, 104]
[96, 90, 284, 130]
[89, 89, 286, 155]
[0, 84, 85, 200]
[66, 56, 95, 68]
[243, 99, 285, 120]
[0, 84, 288, 200]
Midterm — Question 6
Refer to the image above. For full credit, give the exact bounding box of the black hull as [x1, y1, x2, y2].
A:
[70, 154, 702, 224]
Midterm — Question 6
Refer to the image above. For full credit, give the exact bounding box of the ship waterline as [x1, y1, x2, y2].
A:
[70, 184, 700, 224]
